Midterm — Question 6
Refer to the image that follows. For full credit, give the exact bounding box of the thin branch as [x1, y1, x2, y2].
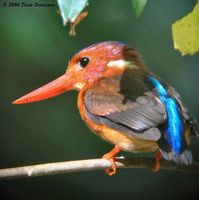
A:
[0, 157, 199, 181]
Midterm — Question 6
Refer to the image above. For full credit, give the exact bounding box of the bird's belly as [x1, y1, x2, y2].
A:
[88, 123, 158, 153]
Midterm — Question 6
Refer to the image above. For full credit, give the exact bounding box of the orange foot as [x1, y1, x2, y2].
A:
[102, 145, 121, 176]
[153, 151, 162, 172]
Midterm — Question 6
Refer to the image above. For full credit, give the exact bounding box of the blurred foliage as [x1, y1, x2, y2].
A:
[57, 0, 88, 24]
[58, 0, 199, 56]
[0, 0, 199, 200]
[172, 0, 199, 55]
[132, 0, 148, 17]
[57, 0, 88, 36]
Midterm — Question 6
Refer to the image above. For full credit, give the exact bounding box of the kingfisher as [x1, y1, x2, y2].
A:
[13, 41, 198, 175]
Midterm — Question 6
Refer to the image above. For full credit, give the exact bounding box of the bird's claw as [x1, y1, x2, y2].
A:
[152, 151, 162, 172]
[103, 157, 117, 176]
[102, 145, 121, 176]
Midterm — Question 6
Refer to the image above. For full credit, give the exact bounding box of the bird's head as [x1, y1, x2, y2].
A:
[13, 41, 145, 104]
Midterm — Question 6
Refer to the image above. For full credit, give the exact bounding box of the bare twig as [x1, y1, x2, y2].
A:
[0, 157, 198, 181]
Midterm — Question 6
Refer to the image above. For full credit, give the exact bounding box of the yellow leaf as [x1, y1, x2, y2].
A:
[172, 0, 199, 56]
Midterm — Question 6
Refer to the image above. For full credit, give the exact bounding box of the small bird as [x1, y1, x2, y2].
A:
[13, 41, 198, 175]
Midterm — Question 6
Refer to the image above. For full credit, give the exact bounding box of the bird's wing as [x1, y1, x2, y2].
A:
[168, 86, 199, 138]
[84, 70, 167, 141]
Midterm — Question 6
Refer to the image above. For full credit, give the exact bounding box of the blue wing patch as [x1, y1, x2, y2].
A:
[148, 76, 183, 154]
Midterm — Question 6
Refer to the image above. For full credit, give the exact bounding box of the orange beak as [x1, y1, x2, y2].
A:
[13, 73, 76, 104]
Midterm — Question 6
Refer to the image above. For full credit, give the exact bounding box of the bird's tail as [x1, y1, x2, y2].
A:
[160, 149, 193, 165]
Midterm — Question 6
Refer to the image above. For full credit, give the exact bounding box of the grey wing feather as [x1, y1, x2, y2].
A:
[84, 106, 163, 141]
[107, 95, 166, 132]
[84, 76, 167, 141]
[103, 95, 166, 141]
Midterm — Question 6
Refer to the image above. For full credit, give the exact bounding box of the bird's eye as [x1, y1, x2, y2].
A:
[79, 57, 90, 68]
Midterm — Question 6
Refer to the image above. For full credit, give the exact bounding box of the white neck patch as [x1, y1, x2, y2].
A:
[107, 59, 137, 69]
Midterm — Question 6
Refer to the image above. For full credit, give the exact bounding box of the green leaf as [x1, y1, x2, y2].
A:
[132, 0, 148, 17]
[57, 0, 88, 25]
[172, 0, 199, 56]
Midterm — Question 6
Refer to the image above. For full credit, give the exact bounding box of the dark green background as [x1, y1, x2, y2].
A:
[0, 0, 199, 199]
